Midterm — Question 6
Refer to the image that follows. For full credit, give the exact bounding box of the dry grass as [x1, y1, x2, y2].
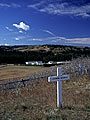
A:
[0, 74, 90, 120]
[0, 58, 90, 119]
[0, 65, 47, 82]
[14, 45, 50, 52]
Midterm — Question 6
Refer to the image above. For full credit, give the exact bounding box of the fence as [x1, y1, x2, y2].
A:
[0, 59, 90, 92]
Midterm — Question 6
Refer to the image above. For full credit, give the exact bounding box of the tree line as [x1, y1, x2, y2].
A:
[0, 45, 90, 64]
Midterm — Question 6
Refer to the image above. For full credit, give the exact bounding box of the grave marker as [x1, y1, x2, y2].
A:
[48, 67, 70, 107]
[78, 64, 83, 75]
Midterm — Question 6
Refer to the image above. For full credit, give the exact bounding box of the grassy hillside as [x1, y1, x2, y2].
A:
[0, 58, 90, 119]
[0, 45, 90, 64]
[0, 73, 90, 119]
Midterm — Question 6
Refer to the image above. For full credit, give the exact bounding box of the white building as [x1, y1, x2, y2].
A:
[25, 61, 33, 65]
[48, 61, 54, 64]
[25, 61, 43, 66]
[56, 61, 70, 64]
[35, 61, 44, 65]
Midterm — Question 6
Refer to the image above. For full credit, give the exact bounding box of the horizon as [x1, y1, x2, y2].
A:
[0, 0, 90, 47]
[0, 44, 90, 48]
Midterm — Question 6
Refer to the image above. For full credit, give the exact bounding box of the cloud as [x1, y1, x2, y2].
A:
[13, 22, 30, 31]
[48, 36, 66, 43]
[0, 3, 10, 7]
[6, 27, 13, 32]
[0, 3, 21, 8]
[43, 30, 56, 36]
[19, 30, 23, 33]
[27, 36, 90, 46]
[32, 38, 43, 41]
[5, 43, 9, 46]
[66, 37, 90, 44]
[15, 37, 20, 41]
[28, 1, 45, 9]
[15, 36, 25, 41]
[28, 2, 90, 18]
[27, 36, 66, 43]
[15, 35, 31, 41]
[46, 36, 90, 45]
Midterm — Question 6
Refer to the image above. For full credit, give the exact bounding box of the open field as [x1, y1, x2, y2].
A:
[0, 65, 48, 82]
[0, 58, 90, 119]
[0, 57, 90, 83]
[0, 74, 90, 120]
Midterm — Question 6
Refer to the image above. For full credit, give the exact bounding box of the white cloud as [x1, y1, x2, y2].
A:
[13, 22, 30, 31]
[6, 27, 13, 32]
[15, 37, 20, 41]
[19, 30, 23, 33]
[0, 3, 21, 8]
[49, 36, 66, 42]
[27, 36, 66, 42]
[28, 2, 90, 18]
[66, 37, 90, 44]
[0, 3, 10, 7]
[27, 36, 90, 45]
[28, 1, 44, 9]
[5, 43, 9, 46]
[43, 30, 56, 36]
[15, 35, 31, 41]
[46, 36, 90, 45]
[15, 36, 25, 41]
[32, 38, 43, 41]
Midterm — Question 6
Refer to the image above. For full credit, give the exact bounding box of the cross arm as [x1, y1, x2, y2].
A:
[48, 76, 59, 82]
[60, 75, 70, 80]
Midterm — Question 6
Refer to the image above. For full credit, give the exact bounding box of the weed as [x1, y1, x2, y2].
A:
[61, 114, 67, 120]
[83, 104, 90, 111]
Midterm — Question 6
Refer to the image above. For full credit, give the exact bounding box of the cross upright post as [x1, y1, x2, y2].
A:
[48, 67, 70, 108]
[79, 64, 83, 75]
[57, 68, 62, 107]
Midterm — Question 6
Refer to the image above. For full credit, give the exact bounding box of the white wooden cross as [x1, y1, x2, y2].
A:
[78, 64, 83, 75]
[48, 67, 70, 107]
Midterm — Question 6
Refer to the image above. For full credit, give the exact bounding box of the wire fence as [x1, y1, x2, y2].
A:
[0, 58, 90, 92]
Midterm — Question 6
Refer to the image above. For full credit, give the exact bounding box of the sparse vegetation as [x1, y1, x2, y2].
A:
[0, 64, 47, 82]
[0, 58, 90, 119]
[0, 74, 90, 120]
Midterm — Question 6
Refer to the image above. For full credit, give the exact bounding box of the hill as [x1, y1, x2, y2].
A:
[0, 57, 90, 120]
[0, 45, 90, 64]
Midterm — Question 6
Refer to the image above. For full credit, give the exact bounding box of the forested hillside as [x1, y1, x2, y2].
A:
[0, 45, 90, 64]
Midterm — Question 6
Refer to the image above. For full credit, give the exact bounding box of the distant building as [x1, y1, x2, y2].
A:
[35, 61, 44, 65]
[25, 61, 43, 66]
[48, 61, 54, 64]
[56, 61, 70, 65]
[25, 61, 33, 65]
[25, 61, 70, 66]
